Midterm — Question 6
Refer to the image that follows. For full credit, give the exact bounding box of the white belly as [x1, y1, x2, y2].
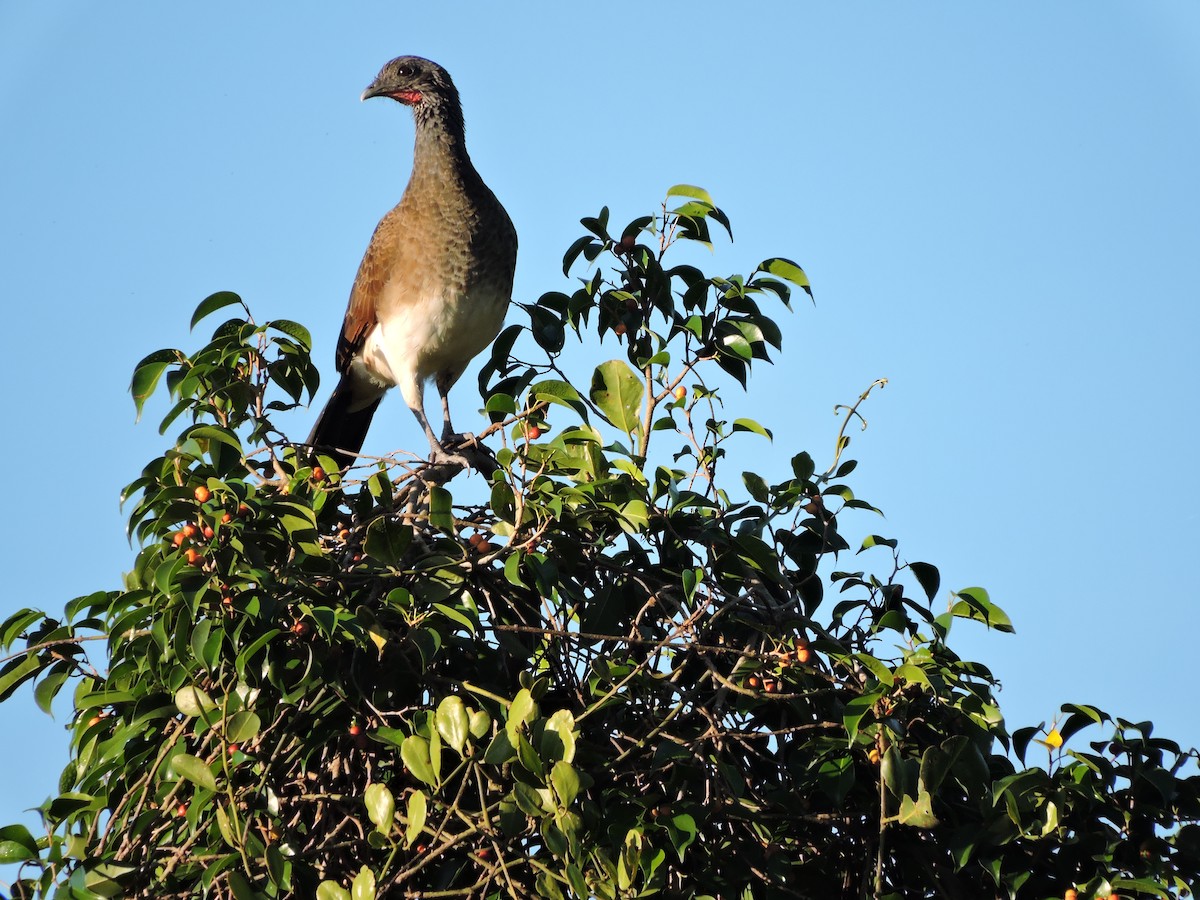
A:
[360, 286, 507, 409]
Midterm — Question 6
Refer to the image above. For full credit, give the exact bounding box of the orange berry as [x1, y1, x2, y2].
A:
[175, 803, 188, 817]
[673, 386, 686, 401]
[348, 724, 362, 736]
[185, 548, 203, 566]
[1064, 891, 1078, 900]
[764, 678, 781, 693]
[476, 847, 492, 860]
[182, 523, 198, 539]
[795, 646, 812, 664]
[613, 323, 627, 336]
[87, 715, 103, 727]
[194, 486, 211, 503]
[202, 525, 215, 540]
[221, 595, 234, 608]
[172, 532, 186, 547]
[868, 747, 881, 765]
[528, 425, 541, 439]
[237, 503, 250, 518]
[312, 466, 326, 483]
[291, 621, 311, 638]
[415, 843, 428, 854]
[228, 744, 239, 756]
[747, 675, 761, 689]
[221, 512, 233, 524]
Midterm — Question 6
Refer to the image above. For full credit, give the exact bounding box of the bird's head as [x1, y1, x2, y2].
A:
[361, 56, 457, 108]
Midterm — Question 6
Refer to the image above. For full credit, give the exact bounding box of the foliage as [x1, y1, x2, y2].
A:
[2, 188, 1199, 899]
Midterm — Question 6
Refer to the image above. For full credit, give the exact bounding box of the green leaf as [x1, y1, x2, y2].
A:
[742, 472, 769, 503]
[950, 587, 1014, 633]
[364, 783, 395, 833]
[364, 516, 412, 567]
[732, 418, 772, 439]
[224, 710, 261, 744]
[401, 735, 437, 786]
[130, 349, 178, 420]
[405, 790, 427, 847]
[532, 378, 589, 419]
[908, 562, 941, 602]
[897, 790, 938, 828]
[551, 760, 581, 808]
[191, 291, 245, 329]
[758, 257, 812, 300]
[589, 360, 643, 435]
[666, 184, 714, 205]
[428, 486, 454, 531]
[0, 824, 37, 864]
[351, 866, 376, 900]
[507, 689, 536, 740]
[175, 685, 218, 717]
[172, 753, 218, 792]
[316, 882, 351, 900]
[34, 666, 70, 714]
[268, 318, 313, 349]
[435, 695, 470, 756]
[543, 709, 577, 763]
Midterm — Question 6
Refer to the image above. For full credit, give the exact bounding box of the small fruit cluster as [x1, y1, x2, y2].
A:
[466, 532, 497, 554]
[745, 640, 814, 694]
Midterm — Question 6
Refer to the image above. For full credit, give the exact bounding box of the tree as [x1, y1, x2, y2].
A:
[1, 187, 1197, 900]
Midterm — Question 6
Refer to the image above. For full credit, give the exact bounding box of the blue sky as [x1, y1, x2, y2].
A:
[2, 2, 1198, 845]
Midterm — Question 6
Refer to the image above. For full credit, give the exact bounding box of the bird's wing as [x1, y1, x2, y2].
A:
[335, 207, 402, 374]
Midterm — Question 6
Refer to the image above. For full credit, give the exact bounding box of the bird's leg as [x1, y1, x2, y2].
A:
[408, 403, 450, 461]
[401, 374, 463, 464]
[435, 370, 474, 450]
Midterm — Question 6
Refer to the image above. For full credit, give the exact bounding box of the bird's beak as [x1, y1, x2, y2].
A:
[361, 83, 386, 102]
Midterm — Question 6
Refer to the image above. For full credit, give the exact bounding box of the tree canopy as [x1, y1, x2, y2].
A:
[2, 188, 1198, 899]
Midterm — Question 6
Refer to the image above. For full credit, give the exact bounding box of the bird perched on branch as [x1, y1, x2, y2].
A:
[307, 56, 517, 470]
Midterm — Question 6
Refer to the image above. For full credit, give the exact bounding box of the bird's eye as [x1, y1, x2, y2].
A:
[397, 64, 415, 77]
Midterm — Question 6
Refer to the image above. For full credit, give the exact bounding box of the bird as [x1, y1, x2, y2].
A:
[307, 56, 517, 470]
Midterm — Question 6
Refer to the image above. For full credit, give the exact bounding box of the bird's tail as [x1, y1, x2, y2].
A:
[306, 375, 381, 471]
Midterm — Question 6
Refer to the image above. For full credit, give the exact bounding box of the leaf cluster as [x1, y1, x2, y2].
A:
[1, 191, 1198, 900]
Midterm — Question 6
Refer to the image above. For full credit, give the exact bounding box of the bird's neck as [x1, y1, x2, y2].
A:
[411, 102, 476, 183]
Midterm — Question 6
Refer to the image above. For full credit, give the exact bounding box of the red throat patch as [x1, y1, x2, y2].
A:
[391, 90, 423, 105]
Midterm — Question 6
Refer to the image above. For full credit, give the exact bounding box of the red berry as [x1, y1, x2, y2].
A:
[194, 486, 211, 503]
[312, 466, 326, 483]
[613, 323, 628, 336]
[228, 744, 239, 756]
[202, 526, 215, 540]
[619, 234, 636, 251]
[176, 803, 188, 817]
[528, 425, 541, 439]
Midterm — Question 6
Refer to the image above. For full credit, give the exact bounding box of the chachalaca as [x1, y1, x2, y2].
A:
[307, 56, 517, 470]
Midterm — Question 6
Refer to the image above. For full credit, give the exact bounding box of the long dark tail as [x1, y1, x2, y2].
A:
[306, 374, 381, 470]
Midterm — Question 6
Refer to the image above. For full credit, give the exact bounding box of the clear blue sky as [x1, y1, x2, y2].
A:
[2, 2, 1198, 844]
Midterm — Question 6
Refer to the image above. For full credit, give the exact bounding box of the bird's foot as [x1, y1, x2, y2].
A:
[427, 433, 498, 475]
